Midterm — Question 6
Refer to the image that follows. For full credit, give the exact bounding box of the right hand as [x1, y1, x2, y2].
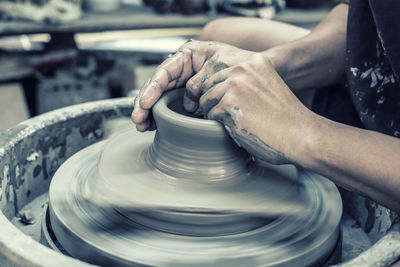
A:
[131, 40, 257, 131]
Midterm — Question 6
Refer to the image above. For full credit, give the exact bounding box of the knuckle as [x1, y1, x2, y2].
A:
[233, 64, 246, 73]
[226, 77, 240, 88]
[241, 62, 251, 69]
[187, 82, 199, 96]
[178, 39, 195, 51]
[221, 92, 237, 109]
[186, 79, 195, 90]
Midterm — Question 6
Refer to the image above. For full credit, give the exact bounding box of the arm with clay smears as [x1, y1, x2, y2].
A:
[130, 1, 400, 213]
[263, 3, 349, 92]
[263, 2, 400, 212]
[196, 57, 400, 213]
[190, 50, 400, 213]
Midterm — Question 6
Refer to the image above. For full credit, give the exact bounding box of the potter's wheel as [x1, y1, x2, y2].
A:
[49, 89, 342, 266]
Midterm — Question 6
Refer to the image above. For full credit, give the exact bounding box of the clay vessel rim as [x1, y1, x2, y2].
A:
[153, 89, 224, 133]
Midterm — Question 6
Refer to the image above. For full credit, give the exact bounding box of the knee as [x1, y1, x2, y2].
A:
[198, 18, 228, 42]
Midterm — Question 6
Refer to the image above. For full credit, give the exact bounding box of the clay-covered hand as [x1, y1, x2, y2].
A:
[197, 55, 315, 164]
[131, 40, 256, 131]
[131, 40, 315, 164]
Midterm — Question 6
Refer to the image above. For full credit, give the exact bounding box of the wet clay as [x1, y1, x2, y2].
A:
[88, 89, 301, 215]
[48, 89, 342, 266]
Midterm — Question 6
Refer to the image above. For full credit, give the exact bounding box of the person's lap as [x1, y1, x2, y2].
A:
[198, 17, 310, 51]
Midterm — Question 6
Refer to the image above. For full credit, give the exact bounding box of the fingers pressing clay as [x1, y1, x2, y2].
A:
[195, 66, 235, 116]
[132, 40, 216, 128]
[184, 61, 212, 110]
[184, 54, 229, 112]
[201, 67, 230, 94]
[183, 92, 198, 112]
[132, 96, 150, 124]
[198, 83, 228, 115]
[207, 102, 226, 122]
[131, 40, 249, 130]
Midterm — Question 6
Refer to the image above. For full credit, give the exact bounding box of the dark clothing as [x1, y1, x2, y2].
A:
[346, 0, 400, 137]
[313, 0, 400, 138]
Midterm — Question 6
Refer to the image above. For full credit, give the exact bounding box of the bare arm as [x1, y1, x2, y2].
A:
[264, 4, 348, 92]
[297, 115, 400, 213]
[264, 4, 400, 212]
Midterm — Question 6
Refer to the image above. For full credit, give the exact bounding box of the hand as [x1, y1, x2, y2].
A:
[131, 40, 256, 131]
[197, 55, 315, 164]
[131, 40, 315, 164]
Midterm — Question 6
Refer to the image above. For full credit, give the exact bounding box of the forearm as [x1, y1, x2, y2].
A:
[262, 4, 348, 92]
[295, 114, 400, 213]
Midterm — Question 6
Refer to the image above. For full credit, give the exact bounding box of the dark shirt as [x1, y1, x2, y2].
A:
[345, 0, 400, 137]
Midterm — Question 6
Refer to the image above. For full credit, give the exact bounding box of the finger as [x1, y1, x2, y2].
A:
[198, 82, 228, 115]
[184, 52, 231, 110]
[207, 91, 239, 128]
[185, 60, 213, 98]
[196, 69, 232, 116]
[135, 109, 156, 132]
[136, 120, 150, 132]
[207, 102, 226, 123]
[200, 66, 232, 96]
[183, 92, 198, 112]
[138, 52, 190, 110]
[132, 95, 150, 124]
[175, 47, 196, 88]
[139, 41, 211, 110]
[183, 58, 217, 111]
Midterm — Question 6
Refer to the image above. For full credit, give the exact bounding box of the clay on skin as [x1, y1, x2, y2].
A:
[225, 106, 288, 164]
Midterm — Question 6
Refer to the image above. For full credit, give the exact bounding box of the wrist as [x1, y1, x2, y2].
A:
[284, 111, 325, 169]
[261, 46, 291, 81]
[262, 41, 314, 92]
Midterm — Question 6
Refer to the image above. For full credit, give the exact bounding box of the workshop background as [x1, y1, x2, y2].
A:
[0, 0, 333, 132]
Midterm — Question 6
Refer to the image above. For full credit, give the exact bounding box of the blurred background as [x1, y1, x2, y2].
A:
[0, 0, 337, 131]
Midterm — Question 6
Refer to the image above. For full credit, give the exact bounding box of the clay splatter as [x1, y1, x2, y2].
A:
[18, 210, 36, 225]
[377, 96, 385, 105]
[350, 67, 359, 77]
[26, 152, 40, 162]
[223, 107, 288, 164]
